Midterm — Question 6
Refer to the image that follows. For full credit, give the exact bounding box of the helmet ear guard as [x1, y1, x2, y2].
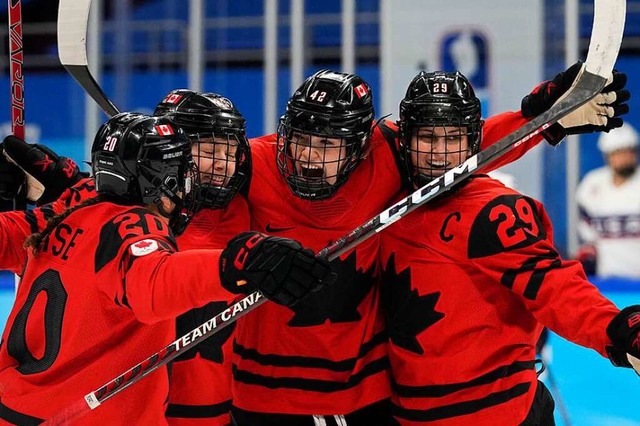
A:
[276, 70, 375, 200]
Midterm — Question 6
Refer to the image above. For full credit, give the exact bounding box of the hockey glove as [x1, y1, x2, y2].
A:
[2, 136, 88, 205]
[219, 232, 337, 307]
[0, 149, 25, 201]
[606, 305, 640, 376]
[521, 61, 630, 146]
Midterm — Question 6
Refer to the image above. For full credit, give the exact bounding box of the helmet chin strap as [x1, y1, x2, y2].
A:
[154, 197, 174, 219]
[154, 194, 192, 235]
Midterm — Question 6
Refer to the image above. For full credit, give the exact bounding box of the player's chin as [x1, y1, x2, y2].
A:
[417, 167, 445, 179]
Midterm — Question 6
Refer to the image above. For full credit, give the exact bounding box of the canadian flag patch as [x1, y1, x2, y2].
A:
[354, 83, 368, 98]
[155, 124, 174, 136]
[130, 239, 159, 257]
[163, 93, 183, 104]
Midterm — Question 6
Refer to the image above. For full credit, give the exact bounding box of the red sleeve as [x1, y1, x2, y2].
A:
[481, 111, 546, 172]
[466, 192, 618, 357]
[93, 207, 236, 324]
[0, 178, 96, 274]
[120, 247, 234, 324]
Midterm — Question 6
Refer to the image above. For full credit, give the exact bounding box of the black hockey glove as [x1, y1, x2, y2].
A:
[2, 135, 88, 205]
[0, 149, 25, 201]
[219, 232, 337, 307]
[606, 305, 640, 375]
[521, 61, 630, 146]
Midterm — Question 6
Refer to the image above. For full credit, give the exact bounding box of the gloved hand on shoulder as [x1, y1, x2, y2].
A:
[219, 232, 337, 307]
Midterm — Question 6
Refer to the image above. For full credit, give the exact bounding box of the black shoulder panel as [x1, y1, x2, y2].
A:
[468, 194, 546, 259]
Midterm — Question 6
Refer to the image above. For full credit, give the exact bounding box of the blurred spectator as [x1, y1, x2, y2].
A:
[576, 124, 640, 277]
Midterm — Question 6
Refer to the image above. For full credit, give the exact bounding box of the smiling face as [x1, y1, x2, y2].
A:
[192, 135, 239, 188]
[409, 125, 470, 182]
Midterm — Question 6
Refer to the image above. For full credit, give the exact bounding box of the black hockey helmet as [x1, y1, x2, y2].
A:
[276, 70, 374, 199]
[91, 112, 198, 234]
[154, 89, 250, 210]
[398, 70, 483, 187]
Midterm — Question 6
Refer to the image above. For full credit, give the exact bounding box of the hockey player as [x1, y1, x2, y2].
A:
[154, 90, 252, 426]
[379, 70, 636, 426]
[575, 124, 640, 278]
[0, 113, 335, 424]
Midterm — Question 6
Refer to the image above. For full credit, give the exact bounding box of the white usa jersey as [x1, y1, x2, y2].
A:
[576, 166, 640, 278]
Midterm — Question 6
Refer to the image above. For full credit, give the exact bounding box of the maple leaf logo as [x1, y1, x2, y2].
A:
[287, 250, 375, 327]
[175, 301, 235, 363]
[381, 254, 444, 355]
[134, 240, 154, 249]
[34, 155, 54, 173]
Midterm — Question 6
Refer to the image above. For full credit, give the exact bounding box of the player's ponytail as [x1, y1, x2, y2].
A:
[25, 195, 105, 255]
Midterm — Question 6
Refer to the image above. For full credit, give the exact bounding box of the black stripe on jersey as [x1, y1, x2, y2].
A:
[24, 210, 39, 234]
[500, 250, 562, 300]
[233, 331, 386, 371]
[166, 399, 232, 419]
[232, 356, 389, 392]
[392, 381, 531, 422]
[40, 204, 56, 222]
[392, 360, 535, 398]
[0, 399, 43, 425]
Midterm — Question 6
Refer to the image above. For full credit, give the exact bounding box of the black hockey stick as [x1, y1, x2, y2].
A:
[44, 0, 626, 423]
[544, 362, 573, 426]
[57, 0, 120, 117]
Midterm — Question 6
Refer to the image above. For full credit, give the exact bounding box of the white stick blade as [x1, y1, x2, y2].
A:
[627, 353, 640, 376]
[57, 0, 92, 66]
[585, 0, 626, 78]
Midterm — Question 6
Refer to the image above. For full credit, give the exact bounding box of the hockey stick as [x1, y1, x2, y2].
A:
[8, 0, 24, 140]
[539, 344, 573, 426]
[8, 0, 27, 294]
[544, 363, 572, 426]
[57, 0, 119, 117]
[43, 0, 625, 423]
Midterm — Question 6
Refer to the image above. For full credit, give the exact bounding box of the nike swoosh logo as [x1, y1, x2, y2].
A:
[265, 224, 296, 233]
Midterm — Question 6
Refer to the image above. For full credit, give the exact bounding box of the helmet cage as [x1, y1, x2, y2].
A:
[276, 114, 370, 200]
[398, 71, 483, 188]
[188, 129, 250, 210]
[275, 70, 374, 200]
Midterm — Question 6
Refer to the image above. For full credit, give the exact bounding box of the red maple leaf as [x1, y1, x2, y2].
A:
[134, 240, 154, 249]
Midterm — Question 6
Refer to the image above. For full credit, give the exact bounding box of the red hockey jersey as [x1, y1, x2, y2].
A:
[0, 200, 235, 425]
[232, 112, 545, 416]
[0, 178, 96, 275]
[379, 176, 619, 426]
[167, 197, 251, 426]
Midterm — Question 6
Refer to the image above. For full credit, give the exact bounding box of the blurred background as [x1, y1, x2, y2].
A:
[0, 0, 638, 424]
